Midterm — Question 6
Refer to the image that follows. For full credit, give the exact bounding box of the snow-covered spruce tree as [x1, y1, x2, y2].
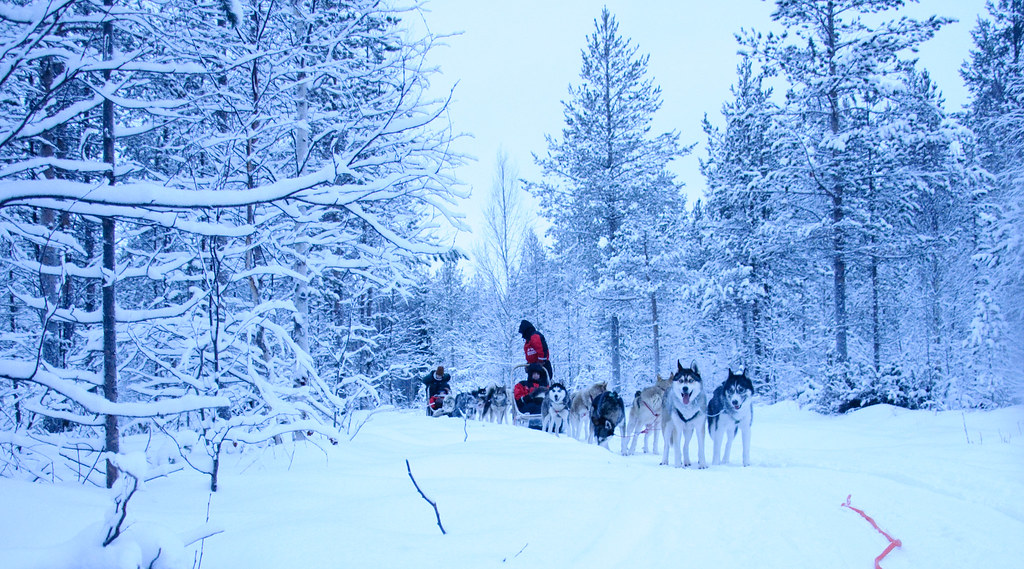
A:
[757, 0, 948, 408]
[601, 169, 687, 386]
[700, 50, 788, 398]
[534, 8, 686, 389]
[865, 69, 977, 409]
[419, 258, 471, 378]
[960, 0, 1024, 405]
[807, 65, 968, 410]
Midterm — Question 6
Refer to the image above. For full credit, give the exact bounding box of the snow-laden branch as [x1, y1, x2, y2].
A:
[0, 361, 229, 417]
[14, 286, 206, 324]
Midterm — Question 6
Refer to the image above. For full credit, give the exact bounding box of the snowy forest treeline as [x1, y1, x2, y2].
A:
[0, 0, 1020, 487]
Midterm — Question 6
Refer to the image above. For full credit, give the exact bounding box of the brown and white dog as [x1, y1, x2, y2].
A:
[569, 381, 608, 442]
[622, 374, 671, 455]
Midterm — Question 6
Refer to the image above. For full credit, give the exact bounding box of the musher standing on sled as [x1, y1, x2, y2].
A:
[421, 366, 451, 416]
[514, 320, 552, 415]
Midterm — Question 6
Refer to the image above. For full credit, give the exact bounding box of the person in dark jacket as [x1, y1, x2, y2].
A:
[421, 366, 451, 415]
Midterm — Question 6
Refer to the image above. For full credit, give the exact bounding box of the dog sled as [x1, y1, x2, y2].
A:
[425, 390, 456, 417]
[510, 393, 542, 428]
[510, 363, 548, 429]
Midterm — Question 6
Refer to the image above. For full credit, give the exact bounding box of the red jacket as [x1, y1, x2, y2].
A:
[514, 380, 544, 403]
[523, 332, 548, 364]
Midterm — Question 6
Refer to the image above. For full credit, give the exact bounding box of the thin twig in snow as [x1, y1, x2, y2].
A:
[192, 493, 214, 569]
[349, 408, 381, 441]
[103, 474, 139, 547]
[405, 459, 446, 535]
[502, 543, 528, 562]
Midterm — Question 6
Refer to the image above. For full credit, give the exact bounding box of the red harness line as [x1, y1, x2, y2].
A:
[841, 495, 902, 569]
[639, 400, 660, 434]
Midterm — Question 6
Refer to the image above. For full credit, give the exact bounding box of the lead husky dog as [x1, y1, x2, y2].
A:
[481, 384, 509, 424]
[660, 361, 707, 469]
[707, 369, 754, 466]
[569, 381, 607, 442]
[623, 374, 671, 456]
[541, 383, 570, 435]
[591, 390, 625, 449]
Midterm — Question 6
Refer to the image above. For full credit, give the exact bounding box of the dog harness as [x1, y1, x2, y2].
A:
[640, 399, 660, 433]
[676, 408, 701, 423]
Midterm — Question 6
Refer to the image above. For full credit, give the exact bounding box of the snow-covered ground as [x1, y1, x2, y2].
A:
[2, 402, 1022, 569]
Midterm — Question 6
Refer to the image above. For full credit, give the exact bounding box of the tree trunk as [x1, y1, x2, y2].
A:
[37, 56, 62, 370]
[871, 253, 880, 373]
[832, 192, 848, 367]
[210, 442, 221, 492]
[610, 314, 621, 388]
[102, 0, 119, 489]
[292, 246, 309, 360]
[102, 217, 118, 489]
[290, 0, 311, 401]
[650, 292, 660, 378]
[244, 12, 269, 364]
[826, 2, 849, 371]
[751, 296, 768, 398]
[293, 0, 309, 175]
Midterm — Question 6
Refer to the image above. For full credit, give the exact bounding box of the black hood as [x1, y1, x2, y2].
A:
[518, 320, 535, 340]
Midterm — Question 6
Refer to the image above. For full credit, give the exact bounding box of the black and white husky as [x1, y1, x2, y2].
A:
[481, 384, 509, 424]
[590, 391, 625, 449]
[541, 383, 570, 435]
[660, 360, 707, 469]
[450, 388, 486, 420]
[707, 369, 754, 466]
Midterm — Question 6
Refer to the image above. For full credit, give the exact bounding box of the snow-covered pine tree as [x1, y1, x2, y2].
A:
[845, 67, 965, 409]
[700, 49, 794, 398]
[534, 8, 685, 389]
[960, 0, 1024, 404]
[758, 0, 948, 406]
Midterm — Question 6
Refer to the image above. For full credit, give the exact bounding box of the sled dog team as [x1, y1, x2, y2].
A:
[437, 360, 755, 468]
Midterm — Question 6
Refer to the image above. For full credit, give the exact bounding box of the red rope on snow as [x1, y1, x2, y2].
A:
[841, 494, 902, 569]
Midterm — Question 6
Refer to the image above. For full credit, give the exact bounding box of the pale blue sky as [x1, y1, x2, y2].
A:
[415, 0, 989, 256]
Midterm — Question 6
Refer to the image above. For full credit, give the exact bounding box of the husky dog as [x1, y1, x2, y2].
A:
[707, 369, 754, 466]
[541, 383, 571, 434]
[660, 361, 707, 469]
[570, 381, 608, 441]
[450, 388, 486, 420]
[622, 375, 671, 456]
[481, 384, 509, 424]
[591, 391, 625, 449]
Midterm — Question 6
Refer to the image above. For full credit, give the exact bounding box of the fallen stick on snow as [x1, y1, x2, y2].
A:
[406, 459, 446, 535]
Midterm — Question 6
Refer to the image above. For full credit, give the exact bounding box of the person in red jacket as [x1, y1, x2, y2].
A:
[513, 363, 548, 412]
[514, 320, 552, 419]
[518, 320, 553, 381]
